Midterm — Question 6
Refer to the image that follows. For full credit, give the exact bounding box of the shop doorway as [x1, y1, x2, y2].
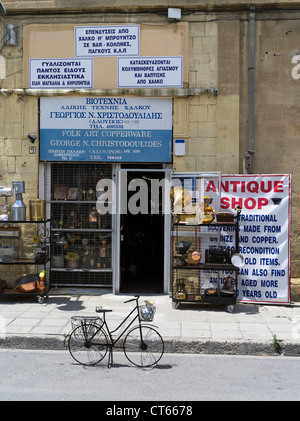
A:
[120, 171, 165, 293]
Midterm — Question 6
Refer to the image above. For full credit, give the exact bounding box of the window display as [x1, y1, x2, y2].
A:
[50, 163, 113, 287]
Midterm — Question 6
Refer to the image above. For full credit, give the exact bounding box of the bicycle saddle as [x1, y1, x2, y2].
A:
[95, 307, 112, 313]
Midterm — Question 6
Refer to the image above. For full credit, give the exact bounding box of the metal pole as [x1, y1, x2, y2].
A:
[245, 6, 255, 174]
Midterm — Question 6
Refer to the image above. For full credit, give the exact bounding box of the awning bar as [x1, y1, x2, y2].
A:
[0, 87, 218, 98]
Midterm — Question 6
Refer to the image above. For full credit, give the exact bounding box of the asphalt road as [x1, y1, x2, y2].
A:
[0, 349, 299, 402]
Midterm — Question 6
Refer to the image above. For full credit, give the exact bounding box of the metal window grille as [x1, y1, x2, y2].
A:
[49, 163, 113, 288]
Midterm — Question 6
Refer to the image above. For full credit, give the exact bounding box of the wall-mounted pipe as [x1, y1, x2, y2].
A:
[244, 6, 255, 174]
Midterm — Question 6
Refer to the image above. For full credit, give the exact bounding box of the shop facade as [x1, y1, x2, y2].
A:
[26, 21, 188, 294]
[0, 1, 299, 300]
[39, 95, 174, 293]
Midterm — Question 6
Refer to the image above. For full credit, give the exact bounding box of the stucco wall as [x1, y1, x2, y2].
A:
[239, 10, 300, 275]
[1, 4, 300, 286]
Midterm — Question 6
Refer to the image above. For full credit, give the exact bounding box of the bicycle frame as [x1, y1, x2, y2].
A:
[68, 294, 164, 368]
[105, 299, 141, 342]
[84, 295, 146, 367]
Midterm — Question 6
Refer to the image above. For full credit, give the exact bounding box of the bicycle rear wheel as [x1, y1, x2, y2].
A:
[68, 323, 108, 366]
[123, 325, 164, 367]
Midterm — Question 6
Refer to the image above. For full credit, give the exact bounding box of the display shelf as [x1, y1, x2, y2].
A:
[51, 267, 113, 272]
[51, 228, 111, 233]
[0, 258, 37, 265]
[0, 219, 50, 303]
[0, 288, 47, 304]
[173, 263, 237, 270]
[0, 219, 50, 224]
[171, 217, 240, 312]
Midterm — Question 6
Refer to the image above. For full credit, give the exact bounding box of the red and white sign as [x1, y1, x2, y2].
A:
[217, 174, 291, 304]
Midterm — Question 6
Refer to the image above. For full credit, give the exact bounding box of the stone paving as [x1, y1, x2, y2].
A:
[0, 292, 300, 355]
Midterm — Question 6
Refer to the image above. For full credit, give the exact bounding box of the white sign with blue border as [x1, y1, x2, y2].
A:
[29, 58, 93, 89]
[118, 56, 183, 88]
[40, 96, 172, 162]
[75, 25, 140, 57]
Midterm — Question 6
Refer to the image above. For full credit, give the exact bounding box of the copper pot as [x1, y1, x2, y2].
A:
[187, 226, 201, 265]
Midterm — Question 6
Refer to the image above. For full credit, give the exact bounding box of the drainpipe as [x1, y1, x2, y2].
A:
[244, 6, 255, 174]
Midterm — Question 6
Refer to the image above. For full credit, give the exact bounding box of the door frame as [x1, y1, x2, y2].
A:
[114, 167, 172, 294]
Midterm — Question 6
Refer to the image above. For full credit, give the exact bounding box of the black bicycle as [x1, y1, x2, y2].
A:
[68, 295, 164, 368]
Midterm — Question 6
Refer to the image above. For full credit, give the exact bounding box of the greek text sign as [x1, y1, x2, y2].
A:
[75, 25, 140, 57]
[219, 175, 291, 304]
[40, 97, 172, 162]
[118, 56, 183, 88]
[29, 59, 93, 89]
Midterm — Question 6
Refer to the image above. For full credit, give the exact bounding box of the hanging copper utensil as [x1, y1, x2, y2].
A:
[187, 226, 201, 265]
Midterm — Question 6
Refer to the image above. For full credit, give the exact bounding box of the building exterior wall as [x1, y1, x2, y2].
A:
[0, 1, 300, 291]
[239, 10, 300, 276]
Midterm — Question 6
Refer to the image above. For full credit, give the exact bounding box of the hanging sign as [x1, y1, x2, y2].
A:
[75, 25, 140, 57]
[40, 96, 172, 162]
[29, 58, 93, 89]
[118, 56, 183, 88]
[218, 174, 291, 304]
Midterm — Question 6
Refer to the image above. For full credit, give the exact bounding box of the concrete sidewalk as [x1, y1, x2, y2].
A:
[1, 291, 300, 356]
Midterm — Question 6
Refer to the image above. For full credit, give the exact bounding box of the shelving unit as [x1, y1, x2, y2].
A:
[172, 217, 240, 312]
[0, 219, 50, 303]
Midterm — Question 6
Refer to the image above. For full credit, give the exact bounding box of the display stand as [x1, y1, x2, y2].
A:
[171, 216, 240, 313]
[0, 220, 50, 303]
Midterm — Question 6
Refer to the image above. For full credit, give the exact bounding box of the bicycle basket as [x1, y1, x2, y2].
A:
[139, 303, 156, 322]
[71, 316, 101, 330]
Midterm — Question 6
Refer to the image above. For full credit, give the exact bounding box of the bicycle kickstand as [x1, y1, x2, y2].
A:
[107, 345, 113, 368]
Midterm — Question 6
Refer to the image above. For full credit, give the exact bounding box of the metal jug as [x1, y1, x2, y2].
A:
[11, 181, 26, 221]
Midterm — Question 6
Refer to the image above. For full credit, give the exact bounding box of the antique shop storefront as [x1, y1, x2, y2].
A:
[3, 2, 297, 302]
[23, 22, 190, 293]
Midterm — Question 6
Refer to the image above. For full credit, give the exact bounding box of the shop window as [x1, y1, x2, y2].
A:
[50, 163, 113, 288]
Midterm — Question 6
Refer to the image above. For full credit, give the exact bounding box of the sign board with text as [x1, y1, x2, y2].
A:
[29, 58, 93, 89]
[118, 56, 183, 88]
[75, 25, 140, 57]
[40, 96, 172, 162]
[219, 175, 290, 304]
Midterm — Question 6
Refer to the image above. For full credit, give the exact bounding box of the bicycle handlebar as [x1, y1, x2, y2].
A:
[124, 295, 140, 304]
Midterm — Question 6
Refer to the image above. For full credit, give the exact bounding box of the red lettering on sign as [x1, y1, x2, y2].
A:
[221, 196, 269, 210]
[274, 181, 284, 192]
[206, 181, 217, 193]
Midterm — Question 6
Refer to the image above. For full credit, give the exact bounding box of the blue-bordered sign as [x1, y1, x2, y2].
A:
[40, 97, 172, 162]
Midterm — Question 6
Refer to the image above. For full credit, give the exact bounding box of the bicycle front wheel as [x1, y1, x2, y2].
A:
[68, 323, 108, 366]
[123, 325, 164, 367]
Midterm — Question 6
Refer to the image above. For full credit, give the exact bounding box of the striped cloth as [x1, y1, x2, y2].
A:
[0, 87, 217, 97]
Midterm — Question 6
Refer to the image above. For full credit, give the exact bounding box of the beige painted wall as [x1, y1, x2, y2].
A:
[23, 23, 189, 89]
[239, 12, 300, 276]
